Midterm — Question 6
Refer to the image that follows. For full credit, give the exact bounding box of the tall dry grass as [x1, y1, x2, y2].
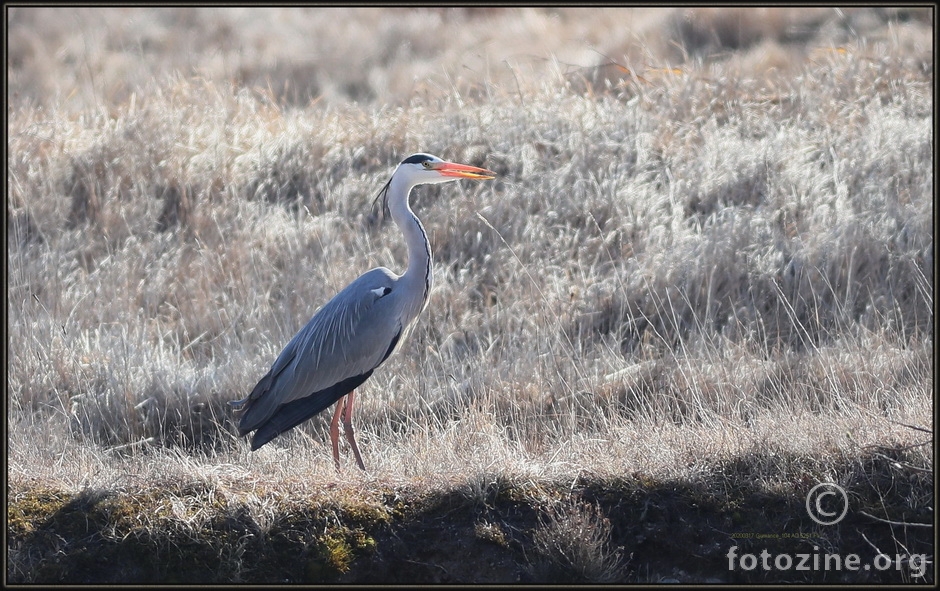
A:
[7, 6, 932, 505]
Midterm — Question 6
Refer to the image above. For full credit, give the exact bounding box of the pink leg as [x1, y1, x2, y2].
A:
[330, 397, 345, 470]
[342, 390, 366, 471]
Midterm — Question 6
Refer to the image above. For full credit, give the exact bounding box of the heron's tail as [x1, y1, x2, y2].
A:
[229, 396, 250, 410]
[249, 371, 373, 450]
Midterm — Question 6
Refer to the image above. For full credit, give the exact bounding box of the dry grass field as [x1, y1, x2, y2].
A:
[6, 6, 934, 584]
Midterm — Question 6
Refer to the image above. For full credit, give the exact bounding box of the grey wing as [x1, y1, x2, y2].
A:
[232, 267, 403, 436]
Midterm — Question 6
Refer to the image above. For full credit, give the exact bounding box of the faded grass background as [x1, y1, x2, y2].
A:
[6, 6, 934, 582]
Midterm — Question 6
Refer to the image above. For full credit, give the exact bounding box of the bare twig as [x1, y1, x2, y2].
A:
[870, 452, 934, 475]
[858, 510, 932, 528]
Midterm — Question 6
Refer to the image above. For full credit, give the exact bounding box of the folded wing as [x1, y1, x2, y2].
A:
[231, 267, 404, 448]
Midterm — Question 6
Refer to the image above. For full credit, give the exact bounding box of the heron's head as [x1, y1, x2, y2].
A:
[371, 153, 495, 221]
[395, 153, 496, 186]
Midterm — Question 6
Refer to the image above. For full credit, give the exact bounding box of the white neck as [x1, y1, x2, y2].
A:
[387, 171, 432, 319]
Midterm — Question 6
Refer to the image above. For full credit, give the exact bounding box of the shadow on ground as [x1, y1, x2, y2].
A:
[7, 447, 933, 584]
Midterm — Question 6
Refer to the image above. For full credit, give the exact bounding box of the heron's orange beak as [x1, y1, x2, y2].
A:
[435, 161, 497, 180]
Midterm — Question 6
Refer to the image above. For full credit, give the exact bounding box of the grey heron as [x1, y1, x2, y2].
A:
[230, 153, 496, 470]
